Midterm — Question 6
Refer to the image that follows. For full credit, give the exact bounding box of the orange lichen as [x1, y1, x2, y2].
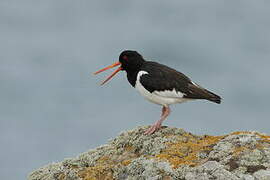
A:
[163, 176, 173, 180]
[155, 134, 224, 168]
[78, 146, 139, 179]
[121, 159, 132, 166]
[98, 156, 111, 163]
[230, 131, 251, 135]
[78, 165, 114, 180]
[57, 173, 65, 180]
[258, 134, 270, 140]
[124, 145, 135, 152]
[78, 156, 115, 180]
[255, 133, 270, 143]
[232, 146, 248, 156]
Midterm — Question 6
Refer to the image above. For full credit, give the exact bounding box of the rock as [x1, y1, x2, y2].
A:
[253, 170, 270, 180]
[28, 126, 270, 180]
[184, 161, 239, 180]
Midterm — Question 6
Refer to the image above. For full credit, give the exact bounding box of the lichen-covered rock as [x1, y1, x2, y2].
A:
[253, 169, 270, 180]
[28, 126, 270, 180]
[184, 161, 239, 180]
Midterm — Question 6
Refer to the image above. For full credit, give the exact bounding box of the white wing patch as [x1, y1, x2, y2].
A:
[153, 89, 186, 98]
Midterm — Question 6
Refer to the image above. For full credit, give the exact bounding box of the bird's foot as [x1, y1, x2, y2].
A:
[144, 122, 161, 135]
[144, 106, 170, 135]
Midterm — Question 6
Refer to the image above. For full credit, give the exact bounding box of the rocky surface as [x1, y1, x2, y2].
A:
[28, 126, 270, 180]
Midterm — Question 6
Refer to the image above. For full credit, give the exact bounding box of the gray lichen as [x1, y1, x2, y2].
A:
[28, 127, 270, 180]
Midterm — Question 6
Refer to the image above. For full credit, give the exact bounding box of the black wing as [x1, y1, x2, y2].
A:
[140, 62, 221, 104]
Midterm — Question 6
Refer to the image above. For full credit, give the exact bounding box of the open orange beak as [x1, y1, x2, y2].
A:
[94, 62, 122, 85]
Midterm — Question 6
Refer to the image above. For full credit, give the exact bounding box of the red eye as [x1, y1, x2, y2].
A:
[123, 55, 128, 60]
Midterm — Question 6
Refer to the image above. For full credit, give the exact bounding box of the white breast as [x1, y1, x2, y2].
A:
[135, 71, 189, 106]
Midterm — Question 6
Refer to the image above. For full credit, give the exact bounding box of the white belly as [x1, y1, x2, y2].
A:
[135, 71, 189, 106]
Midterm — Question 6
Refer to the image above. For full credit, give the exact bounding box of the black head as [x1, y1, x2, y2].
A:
[94, 50, 145, 85]
[119, 50, 145, 71]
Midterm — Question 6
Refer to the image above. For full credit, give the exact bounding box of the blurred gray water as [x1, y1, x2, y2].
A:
[0, 0, 270, 179]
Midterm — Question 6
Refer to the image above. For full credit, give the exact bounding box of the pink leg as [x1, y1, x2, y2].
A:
[144, 106, 171, 135]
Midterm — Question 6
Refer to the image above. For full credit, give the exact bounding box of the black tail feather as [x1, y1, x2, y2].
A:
[184, 84, 222, 104]
[205, 90, 221, 104]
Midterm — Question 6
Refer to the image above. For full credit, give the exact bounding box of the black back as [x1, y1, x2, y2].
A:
[139, 62, 221, 104]
[140, 61, 191, 93]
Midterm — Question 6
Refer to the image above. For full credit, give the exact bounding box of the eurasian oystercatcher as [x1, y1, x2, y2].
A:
[94, 50, 221, 135]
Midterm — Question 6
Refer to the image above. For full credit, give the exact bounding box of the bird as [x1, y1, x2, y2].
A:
[94, 50, 221, 135]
